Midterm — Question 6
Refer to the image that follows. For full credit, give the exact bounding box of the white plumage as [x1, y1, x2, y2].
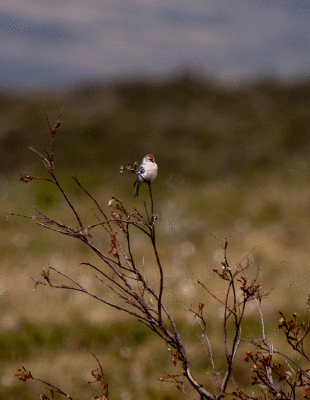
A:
[133, 154, 158, 197]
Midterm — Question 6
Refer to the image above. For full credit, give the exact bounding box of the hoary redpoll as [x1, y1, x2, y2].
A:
[134, 154, 158, 197]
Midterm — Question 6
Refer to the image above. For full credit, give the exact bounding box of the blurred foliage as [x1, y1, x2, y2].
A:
[0, 318, 151, 362]
[1, 72, 310, 186]
[2, 71, 310, 399]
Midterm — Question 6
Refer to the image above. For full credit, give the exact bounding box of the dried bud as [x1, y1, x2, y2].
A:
[51, 119, 61, 135]
[278, 317, 285, 324]
[41, 267, 50, 284]
[39, 395, 51, 400]
[245, 350, 253, 362]
[20, 172, 33, 183]
[108, 199, 115, 207]
[284, 371, 292, 379]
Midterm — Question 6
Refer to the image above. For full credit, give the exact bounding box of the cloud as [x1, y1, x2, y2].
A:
[1, 0, 309, 85]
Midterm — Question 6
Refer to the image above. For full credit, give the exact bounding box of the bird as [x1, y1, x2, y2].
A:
[133, 154, 158, 197]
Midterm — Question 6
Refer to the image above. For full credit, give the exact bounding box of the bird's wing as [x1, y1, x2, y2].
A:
[133, 165, 145, 186]
[136, 165, 145, 177]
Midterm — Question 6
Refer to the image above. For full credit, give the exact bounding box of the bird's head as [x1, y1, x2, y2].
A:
[145, 154, 155, 163]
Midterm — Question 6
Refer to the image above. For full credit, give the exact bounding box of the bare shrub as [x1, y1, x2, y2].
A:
[11, 113, 310, 399]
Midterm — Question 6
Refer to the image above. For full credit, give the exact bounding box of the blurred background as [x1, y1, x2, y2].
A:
[1, 1, 310, 399]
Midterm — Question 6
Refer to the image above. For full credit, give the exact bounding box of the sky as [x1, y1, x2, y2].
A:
[1, 0, 310, 87]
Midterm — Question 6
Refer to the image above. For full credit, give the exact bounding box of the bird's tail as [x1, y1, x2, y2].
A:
[134, 180, 141, 197]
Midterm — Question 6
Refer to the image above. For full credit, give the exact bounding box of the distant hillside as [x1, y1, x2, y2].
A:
[1, 72, 310, 187]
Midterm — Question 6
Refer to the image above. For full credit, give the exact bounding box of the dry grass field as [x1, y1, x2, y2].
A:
[1, 73, 310, 399]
